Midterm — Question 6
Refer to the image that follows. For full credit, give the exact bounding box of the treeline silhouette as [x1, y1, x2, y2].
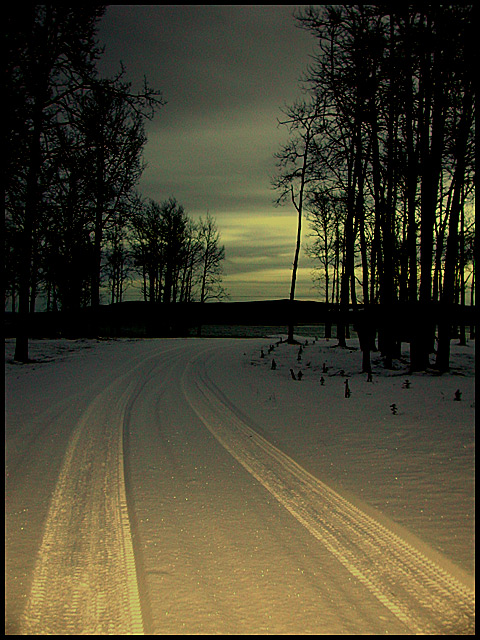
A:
[273, 6, 475, 372]
[5, 7, 475, 374]
[5, 7, 226, 361]
[5, 300, 475, 347]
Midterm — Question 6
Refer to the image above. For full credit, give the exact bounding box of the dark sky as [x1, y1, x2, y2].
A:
[97, 5, 318, 301]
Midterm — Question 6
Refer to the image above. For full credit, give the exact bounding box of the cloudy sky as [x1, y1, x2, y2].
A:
[97, 5, 319, 302]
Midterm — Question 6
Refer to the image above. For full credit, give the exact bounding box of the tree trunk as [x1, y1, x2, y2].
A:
[469, 260, 475, 339]
[14, 101, 44, 362]
[287, 126, 310, 344]
[416, 23, 447, 368]
[91, 145, 105, 310]
[457, 201, 466, 347]
[356, 309, 375, 375]
[435, 80, 472, 372]
[337, 157, 355, 349]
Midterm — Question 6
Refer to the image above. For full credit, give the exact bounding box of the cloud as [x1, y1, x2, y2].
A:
[96, 5, 318, 302]
[140, 131, 278, 216]
[99, 5, 313, 121]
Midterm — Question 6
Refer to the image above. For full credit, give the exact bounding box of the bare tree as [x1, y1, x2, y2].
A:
[177, 219, 202, 303]
[436, 71, 475, 370]
[160, 198, 189, 304]
[130, 199, 165, 303]
[103, 205, 133, 305]
[306, 190, 339, 303]
[197, 213, 227, 303]
[273, 99, 321, 343]
[75, 76, 164, 308]
[6, 6, 106, 361]
[130, 199, 224, 305]
[294, 4, 474, 373]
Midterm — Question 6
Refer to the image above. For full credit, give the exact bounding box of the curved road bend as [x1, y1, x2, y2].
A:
[6, 340, 474, 634]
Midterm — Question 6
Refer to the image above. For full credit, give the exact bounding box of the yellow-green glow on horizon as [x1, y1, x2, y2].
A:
[96, 6, 321, 304]
[219, 210, 319, 301]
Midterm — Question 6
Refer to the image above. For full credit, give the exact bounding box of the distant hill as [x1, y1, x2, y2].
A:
[5, 299, 330, 338]
[5, 299, 475, 340]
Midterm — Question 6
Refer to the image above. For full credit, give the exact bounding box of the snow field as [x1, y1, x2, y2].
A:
[5, 333, 475, 634]
[204, 334, 475, 580]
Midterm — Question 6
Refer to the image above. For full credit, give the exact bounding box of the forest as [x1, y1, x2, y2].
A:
[273, 5, 475, 372]
[5, 6, 226, 361]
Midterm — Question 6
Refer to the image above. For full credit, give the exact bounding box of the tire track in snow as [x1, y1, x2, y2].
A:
[20, 345, 181, 635]
[181, 350, 475, 635]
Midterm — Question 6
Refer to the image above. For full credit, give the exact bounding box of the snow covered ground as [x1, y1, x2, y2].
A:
[221, 332, 475, 574]
[5, 332, 475, 634]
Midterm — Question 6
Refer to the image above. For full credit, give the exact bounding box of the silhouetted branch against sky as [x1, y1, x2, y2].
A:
[97, 5, 317, 301]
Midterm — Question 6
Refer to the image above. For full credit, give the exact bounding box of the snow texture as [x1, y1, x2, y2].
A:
[5, 332, 475, 634]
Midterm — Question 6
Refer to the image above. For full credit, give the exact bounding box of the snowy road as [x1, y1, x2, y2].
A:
[5, 339, 475, 634]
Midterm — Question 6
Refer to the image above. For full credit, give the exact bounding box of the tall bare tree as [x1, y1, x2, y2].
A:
[436, 73, 475, 370]
[6, 6, 106, 361]
[273, 99, 320, 343]
[75, 76, 164, 308]
[293, 5, 474, 372]
[306, 189, 339, 303]
[197, 213, 226, 303]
